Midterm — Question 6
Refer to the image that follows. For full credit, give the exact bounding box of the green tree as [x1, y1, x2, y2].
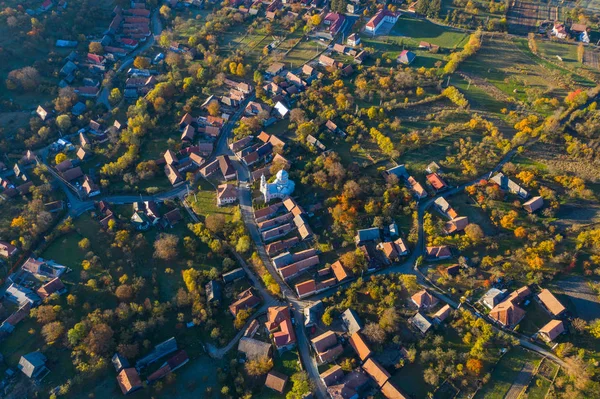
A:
[56, 115, 71, 131]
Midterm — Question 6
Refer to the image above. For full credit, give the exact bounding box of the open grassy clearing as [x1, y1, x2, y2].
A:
[187, 178, 237, 222]
[449, 193, 498, 236]
[474, 347, 542, 399]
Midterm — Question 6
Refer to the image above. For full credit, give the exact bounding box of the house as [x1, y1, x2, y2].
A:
[304, 300, 324, 329]
[266, 62, 285, 76]
[330, 260, 350, 282]
[238, 337, 272, 360]
[386, 164, 407, 179]
[552, 22, 567, 39]
[112, 354, 130, 373]
[481, 288, 508, 310]
[37, 278, 66, 299]
[523, 196, 543, 213]
[490, 172, 529, 199]
[409, 312, 432, 334]
[37, 105, 50, 121]
[347, 33, 360, 46]
[408, 176, 427, 198]
[433, 304, 452, 323]
[265, 371, 288, 394]
[321, 365, 345, 387]
[538, 319, 565, 342]
[397, 50, 416, 65]
[323, 12, 345, 34]
[296, 279, 317, 298]
[205, 280, 222, 302]
[319, 54, 336, 67]
[217, 155, 237, 180]
[379, 241, 399, 262]
[82, 175, 100, 197]
[426, 173, 447, 192]
[411, 289, 439, 310]
[147, 350, 189, 383]
[365, 9, 399, 35]
[165, 164, 183, 186]
[445, 216, 469, 234]
[77, 148, 91, 161]
[306, 134, 326, 151]
[536, 289, 566, 317]
[362, 358, 390, 388]
[217, 184, 238, 206]
[489, 297, 526, 329]
[230, 136, 254, 152]
[163, 208, 182, 227]
[62, 166, 84, 182]
[426, 162, 442, 174]
[0, 241, 18, 258]
[349, 332, 372, 361]
[355, 227, 381, 245]
[22, 257, 66, 278]
[302, 64, 315, 76]
[434, 197, 457, 219]
[381, 381, 409, 399]
[426, 245, 452, 260]
[181, 125, 195, 142]
[341, 308, 362, 335]
[229, 288, 260, 316]
[18, 352, 49, 380]
[265, 306, 296, 351]
[117, 368, 142, 395]
[394, 238, 409, 256]
[311, 331, 343, 364]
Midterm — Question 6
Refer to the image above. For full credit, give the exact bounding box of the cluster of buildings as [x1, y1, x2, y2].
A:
[114, 337, 189, 394]
[130, 201, 183, 231]
[0, 151, 39, 200]
[103, 3, 152, 55]
[354, 221, 410, 269]
[551, 22, 590, 43]
[1, 257, 68, 362]
[482, 285, 568, 342]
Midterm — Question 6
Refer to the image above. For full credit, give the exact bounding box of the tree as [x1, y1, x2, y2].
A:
[465, 223, 485, 243]
[379, 308, 400, 333]
[310, 14, 321, 26]
[154, 234, 179, 261]
[589, 319, 600, 338]
[234, 309, 251, 329]
[236, 236, 251, 254]
[133, 56, 151, 69]
[159, 4, 171, 19]
[42, 321, 65, 344]
[115, 284, 134, 302]
[528, 33, 538, 54]
[84, 323, 114, 355]
[205, 214, 226, 235]
[577, 42, 585, 63]
[55, 153, 67, 165]
[245, 356, 273, 376]
[78, 238, 91, 251]
[32, 305, 58, 324]
[466, 358, 483, 375]
[89, 42, 103, 54]
[6, 67, 40, 91]
[322, 309, 333, 326]
[424, 367, 439, 386]
[363, 322, 386, 344]
[286, 372, 313, 399]
[109, 88, 122, 105]
[207, 100, 220, 116]
[56, 115, 71, 131]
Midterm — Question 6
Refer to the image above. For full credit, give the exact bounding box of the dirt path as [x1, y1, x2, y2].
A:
[504, 362, 534, 399]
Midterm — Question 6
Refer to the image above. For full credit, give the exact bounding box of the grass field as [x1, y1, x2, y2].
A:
[187, 179, 237, 222]
[474, 347, 542, 399]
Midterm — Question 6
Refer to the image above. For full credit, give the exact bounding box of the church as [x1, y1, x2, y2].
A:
[260, 169, 295, 202]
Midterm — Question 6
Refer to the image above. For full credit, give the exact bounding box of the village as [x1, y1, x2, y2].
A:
[1, 0, 600, 398]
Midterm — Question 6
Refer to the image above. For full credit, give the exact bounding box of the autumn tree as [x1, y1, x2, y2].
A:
[207, 100, 220, 116]
[89, 41, 103, 54]
[134, 56, 151, 69]
[234, 309, 251, 329]
[465, 223, 485, 243]
[154, 233, 179, 261]
[115, 284, 134, 302]
[6, 67, 40, 91]
[363, 322, 386, 344]
[42, 321, 65, 344]
[205, 214, 226, 235]
[56, 115, 71, 131]
[245, 356, 273, 376]
[84, 323, 114, 355]
[466, 358, 483, 375]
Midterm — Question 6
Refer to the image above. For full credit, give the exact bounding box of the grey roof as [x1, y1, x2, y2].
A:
[481, 288, 507, 309]
[386, 164, 407, 179]
[341, 309, 363, 335]
[18, 352, 47, 378]
[222, 267, 246, 283]
[410, 312, 432, 334]
[238, 337, 272, 360]
[5, 284, 41, 307]
[490, 173, 529, 199]
[205, 280, 222, 302]
[112, 353, 129, 372]
[355, 227, 381, 243]
[304, 301, 324, 327]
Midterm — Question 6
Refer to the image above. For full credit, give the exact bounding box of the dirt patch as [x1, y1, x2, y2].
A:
[504, 361, 534, 399]
[552, 276, 600, 322]
[524, 142, 600, 183]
